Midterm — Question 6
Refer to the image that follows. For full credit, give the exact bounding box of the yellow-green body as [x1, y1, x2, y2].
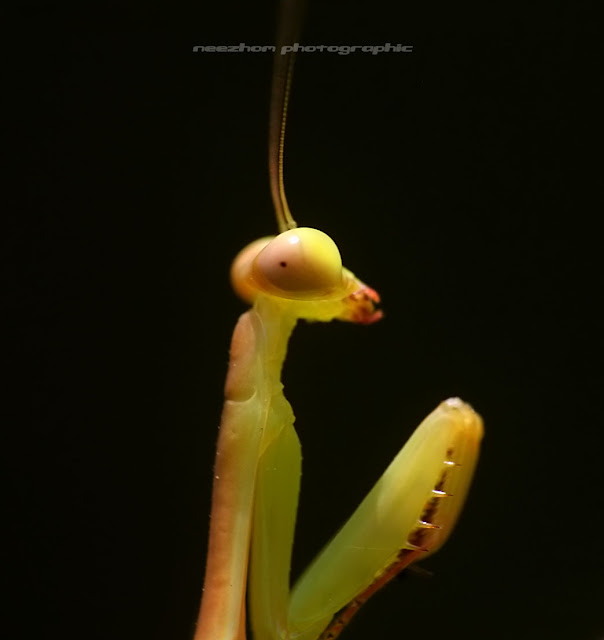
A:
[196, 230, 483, 640]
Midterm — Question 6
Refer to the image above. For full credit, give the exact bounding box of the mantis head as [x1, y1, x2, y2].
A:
[231, 227, 383, 324]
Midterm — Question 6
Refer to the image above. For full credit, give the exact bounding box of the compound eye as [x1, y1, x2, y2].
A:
[254, 227, 343, 298]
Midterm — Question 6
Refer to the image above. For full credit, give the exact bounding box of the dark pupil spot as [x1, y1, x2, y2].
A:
[279, 261, 287, 267]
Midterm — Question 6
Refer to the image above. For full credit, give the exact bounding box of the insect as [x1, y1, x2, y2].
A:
[195, 3, 483, 639]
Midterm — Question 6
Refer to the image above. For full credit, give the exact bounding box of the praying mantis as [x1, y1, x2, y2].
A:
[195, 3, 483, 639]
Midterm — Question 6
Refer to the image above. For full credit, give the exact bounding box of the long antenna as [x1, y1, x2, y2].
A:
[269, 0, 307, 233]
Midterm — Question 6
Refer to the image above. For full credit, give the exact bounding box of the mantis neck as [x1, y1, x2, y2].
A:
[254, 295, 298, 398]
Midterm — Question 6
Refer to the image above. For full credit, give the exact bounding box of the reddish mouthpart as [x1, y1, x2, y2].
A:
[344, 285, 383, 325]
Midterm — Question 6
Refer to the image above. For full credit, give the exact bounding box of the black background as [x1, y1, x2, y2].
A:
[7, 2, 603, 640]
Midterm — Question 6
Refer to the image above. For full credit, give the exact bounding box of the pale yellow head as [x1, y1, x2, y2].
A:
[231, 227, 382, 324]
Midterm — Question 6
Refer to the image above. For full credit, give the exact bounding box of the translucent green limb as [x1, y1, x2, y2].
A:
[287, 398, 483, 640]
[249, 417, 301, 640]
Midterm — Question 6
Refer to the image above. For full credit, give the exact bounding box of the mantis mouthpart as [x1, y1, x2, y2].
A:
[195, 3, 483, 639]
